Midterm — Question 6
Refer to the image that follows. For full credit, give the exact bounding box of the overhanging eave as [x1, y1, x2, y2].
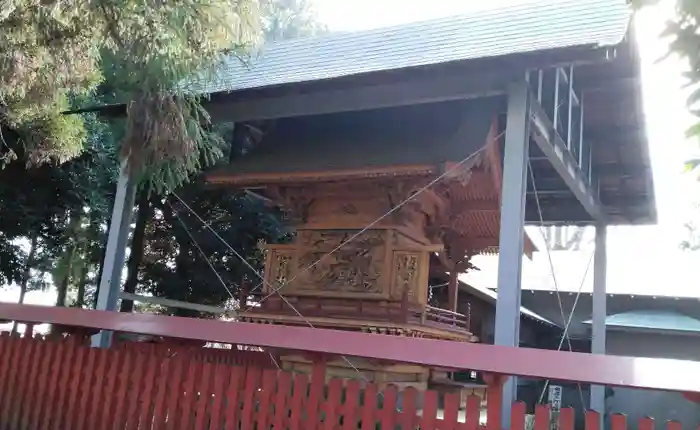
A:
[206, 72, 513, 122]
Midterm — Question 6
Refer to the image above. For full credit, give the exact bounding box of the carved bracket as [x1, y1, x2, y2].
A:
[264, 248, 295, 292]
[267, 186, 315, 223]
[393, 252, 419, 300]
[391, 250, 430, 304]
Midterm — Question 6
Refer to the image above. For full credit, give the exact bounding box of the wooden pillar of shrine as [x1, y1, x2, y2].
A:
[447, 270, 458, 312]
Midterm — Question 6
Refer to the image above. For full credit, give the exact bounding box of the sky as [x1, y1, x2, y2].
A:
[310, 0, 700, 297]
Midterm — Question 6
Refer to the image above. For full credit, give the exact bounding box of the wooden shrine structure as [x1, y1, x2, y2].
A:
[206, 99, 535, 395]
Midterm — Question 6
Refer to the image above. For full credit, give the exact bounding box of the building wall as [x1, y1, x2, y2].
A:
[457, 292, 541, 346]
[606, 331, 700, 426]
[518, 293, 700, 426]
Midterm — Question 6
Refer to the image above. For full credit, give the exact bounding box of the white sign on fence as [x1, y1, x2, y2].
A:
[548, 385, 563, 412]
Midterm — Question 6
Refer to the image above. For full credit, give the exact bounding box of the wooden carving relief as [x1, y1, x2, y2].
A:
[267, 250, 294, 290]
[393, 252, 420, 300]
[295, 229, 387, 296]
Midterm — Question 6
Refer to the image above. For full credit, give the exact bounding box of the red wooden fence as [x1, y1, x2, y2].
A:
[1, 303, 699, 430]
[0, 331, 693, 430]
[1, 303, 698, 394]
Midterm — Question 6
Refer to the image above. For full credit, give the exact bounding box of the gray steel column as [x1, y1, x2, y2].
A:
[91, 160, 137, 348]
[494, 81, 530, 427]
[590, 223, 608, 419]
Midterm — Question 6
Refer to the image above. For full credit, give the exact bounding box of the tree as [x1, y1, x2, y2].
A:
[631, 0, 700, 250]
[120, 0, 321, 316]
[0, 0, 261, 306]
[0, 0, 320, 317]
[0, 105, 118, 309]
[680, 222, 700, 250]
[1, 0, 260, 193]
[261, 0, 328, 42]
[628, 1, 699, 133]
[137, 188, 287, 317]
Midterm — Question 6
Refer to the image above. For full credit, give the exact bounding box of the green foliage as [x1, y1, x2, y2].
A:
[0, 235, 23, 286]
[126, 95, 226, 196]
[260, 0, 328, 41]
[630, 0, 700, 169]
[680, 222, 700, 249]
[0, 0, 320, 314]
[646, 1, 700, 175]
[632, 0, 700, 250]
[139, 189, 288, 317]
[1, 0, 260, 192]
[0, 100, 116, 294]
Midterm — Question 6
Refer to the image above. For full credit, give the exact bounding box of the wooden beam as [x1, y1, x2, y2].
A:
[205, 72, 513, 122]
[1, 303, 699, 394]
[447, 269, 458, 312]
[529, 94, 604, 221]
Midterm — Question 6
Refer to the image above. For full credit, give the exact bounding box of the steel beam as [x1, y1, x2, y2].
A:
[579, 92, 585, 170]
[92, 160, 137, 348]
[530, 95, 604, 221]
[2, 302, 700, 394]
[590, 224, 608, 421]
[566, 66, 574, 150]
[494, 81, 530, 426]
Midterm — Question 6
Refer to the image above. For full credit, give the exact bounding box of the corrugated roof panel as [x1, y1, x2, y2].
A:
[192, 0, 631, 94]
[583, 311, 700, 333]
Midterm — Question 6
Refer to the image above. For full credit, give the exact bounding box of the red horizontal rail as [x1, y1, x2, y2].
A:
[2, 302, 699, 394]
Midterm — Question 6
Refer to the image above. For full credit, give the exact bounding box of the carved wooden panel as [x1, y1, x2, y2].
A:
[391, 250, 430, 304]
[293, 229, 390, 298]
[263, 248, 296, 293]
[392, 252, 419, 300]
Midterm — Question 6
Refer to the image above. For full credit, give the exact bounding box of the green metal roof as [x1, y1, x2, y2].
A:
[583, 311, 700, 333]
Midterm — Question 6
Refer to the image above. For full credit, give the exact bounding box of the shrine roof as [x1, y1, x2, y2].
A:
[190, 0, 630, 94]
[71, 0, 653, 226]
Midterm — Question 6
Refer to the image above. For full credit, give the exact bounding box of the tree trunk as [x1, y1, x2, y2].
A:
[11, 236, 38, 335]
[75, 266, 88, 308]
[120, 191, 151, 313]
[55, 272, 70, 307]
[56, 213, 81, 307]
[163, 198, 198, 318]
